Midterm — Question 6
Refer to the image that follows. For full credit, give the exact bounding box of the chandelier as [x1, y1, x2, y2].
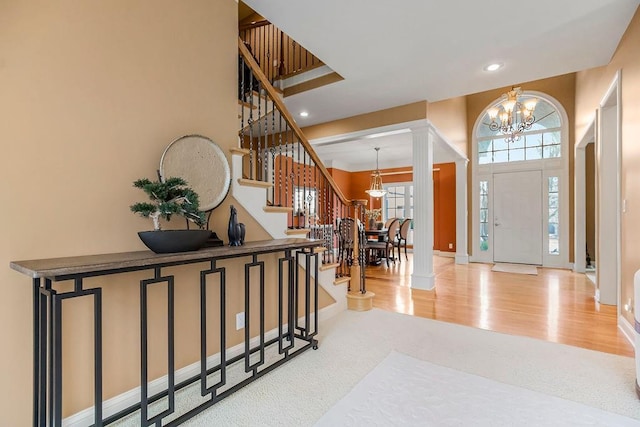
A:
[487, 86, 537, 143]
[365, 147, 387, 198]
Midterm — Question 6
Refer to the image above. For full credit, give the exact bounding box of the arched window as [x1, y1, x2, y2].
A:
[477, 97, 561, 164]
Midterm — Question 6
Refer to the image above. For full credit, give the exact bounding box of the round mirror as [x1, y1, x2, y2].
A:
[159, 134, 231, 212]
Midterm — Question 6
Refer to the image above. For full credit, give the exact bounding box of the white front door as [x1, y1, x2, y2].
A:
[493, 171, 542, 265]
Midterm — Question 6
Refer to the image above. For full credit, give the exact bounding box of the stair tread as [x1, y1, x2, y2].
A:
[334, 276, 350, 285]
[285, 228, 311, 235]
[319, 262, 340, 272]
[237, 99, 257, 109]
[230, 147, 251, 156]
[237, 178, 272, 189]
[263, 206, 293, 213]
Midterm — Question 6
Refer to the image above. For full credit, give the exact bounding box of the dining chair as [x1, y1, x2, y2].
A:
[397, 218, 412, 262]
[384, 217, 396, 229]
[367, 218, 400, 267]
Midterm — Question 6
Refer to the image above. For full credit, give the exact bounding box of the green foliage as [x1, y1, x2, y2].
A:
[130, 177, 206, 230]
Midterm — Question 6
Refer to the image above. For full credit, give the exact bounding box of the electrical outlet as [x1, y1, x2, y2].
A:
[448, 243, 453, 249]
[236, 312, 245, 330]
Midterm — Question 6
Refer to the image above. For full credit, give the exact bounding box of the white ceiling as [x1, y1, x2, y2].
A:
[244, 0, 639, 170]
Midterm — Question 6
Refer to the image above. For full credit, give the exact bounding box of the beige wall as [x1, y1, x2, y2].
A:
[0, 1, 303, 423]
[466, 73, 577, 260]
[427, 96, 468, 157]
[575, 7, 640, 321]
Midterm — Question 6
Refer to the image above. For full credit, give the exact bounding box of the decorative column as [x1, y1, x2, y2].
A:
[411, 125, 435, 290]
[455, 158, 469, 264]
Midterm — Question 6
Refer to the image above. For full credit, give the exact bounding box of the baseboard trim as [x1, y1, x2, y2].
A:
[63, 303, 341, 426]
[618, 315, 635, 349]
[434, 250, 455, 258]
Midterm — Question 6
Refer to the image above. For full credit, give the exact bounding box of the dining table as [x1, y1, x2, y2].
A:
[364, 228, 388, 242]
[363, 228, 391, 265]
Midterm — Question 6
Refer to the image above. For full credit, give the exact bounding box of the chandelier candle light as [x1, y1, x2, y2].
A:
[365, 147, 387, 198]
[487, 86, 537, 143]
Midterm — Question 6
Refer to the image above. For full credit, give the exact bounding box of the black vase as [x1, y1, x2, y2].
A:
[138, 230, 211, 254]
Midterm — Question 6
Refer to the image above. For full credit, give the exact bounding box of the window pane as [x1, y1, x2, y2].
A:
[525, 147, 542, 160]
[510, 137, 524, 149]
[493, 137, 508, 151]
[478, 139, 492, 153]
[480, 236, 489, 251]
[525, 134, 542, 147]
[543, 145, 561, 158]
[479, 151, 492, 164]
[543, 131, 561, 145]
[509, 149, 525, 162]
[548, 176, 559, 255]
[479, 180, 489, 252]
[493, 150, 508, 163]
[535, 110, 561, 129]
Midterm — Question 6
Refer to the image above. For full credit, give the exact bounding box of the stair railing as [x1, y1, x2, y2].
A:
[238, 38, 367, 293]
[240, 21, 324, 83]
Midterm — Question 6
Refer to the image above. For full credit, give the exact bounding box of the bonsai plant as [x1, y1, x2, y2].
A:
[131, 177, 211, 253]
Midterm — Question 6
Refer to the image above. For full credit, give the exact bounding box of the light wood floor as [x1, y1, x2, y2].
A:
[364, 254, 634, 357]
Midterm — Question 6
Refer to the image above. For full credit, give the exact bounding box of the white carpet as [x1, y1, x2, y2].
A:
[492, 262, 538, 275]
[317, 350, 640, 426]
[113, 309, 639, 426]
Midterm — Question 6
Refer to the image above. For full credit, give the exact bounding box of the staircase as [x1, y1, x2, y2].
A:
[234, 38, 374, 312]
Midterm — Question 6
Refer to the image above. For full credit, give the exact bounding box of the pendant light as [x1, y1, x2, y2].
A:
[365, 147, 387, 198]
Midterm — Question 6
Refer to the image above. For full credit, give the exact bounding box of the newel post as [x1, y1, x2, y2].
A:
[349, 200, 367, 285]
[346, 200, 374, 311]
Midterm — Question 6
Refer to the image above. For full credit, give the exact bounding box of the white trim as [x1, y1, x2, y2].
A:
[595, 70, 622, 307]
[411, 273, 435, 290]
[573, 118, 595, 274]
[618, 315, 635, 348]
[471, 91, 570, 269]
[62, 303, 341, 427]
[434, 250, 455, 258]
[455, 254, 469, 264]
[309, 120, 427, 146]
[455, 158, 469, 264]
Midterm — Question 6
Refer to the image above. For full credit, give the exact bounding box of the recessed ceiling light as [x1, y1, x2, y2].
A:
[484, 63, 503, 72]
[300, 111, 309, 117]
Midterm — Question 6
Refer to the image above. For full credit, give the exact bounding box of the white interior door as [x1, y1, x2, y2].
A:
[493, 171, 542, 264]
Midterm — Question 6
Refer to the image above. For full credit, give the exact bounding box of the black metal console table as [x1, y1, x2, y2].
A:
[11, 238, 321, 426]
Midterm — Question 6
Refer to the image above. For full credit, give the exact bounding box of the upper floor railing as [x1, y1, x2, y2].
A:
[240, 20, 324, 83]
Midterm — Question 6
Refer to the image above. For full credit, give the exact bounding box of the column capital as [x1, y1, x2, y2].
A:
[409, 123, 433, 137]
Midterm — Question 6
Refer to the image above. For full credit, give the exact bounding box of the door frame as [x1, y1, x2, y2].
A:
[574, 118, 596, 274]
[594, 71, 622, 307]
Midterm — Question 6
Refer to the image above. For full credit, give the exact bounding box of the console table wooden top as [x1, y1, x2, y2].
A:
[10, 238, 319, 279]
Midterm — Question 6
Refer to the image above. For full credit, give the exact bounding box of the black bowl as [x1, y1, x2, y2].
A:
[138, 230, 211, 254]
